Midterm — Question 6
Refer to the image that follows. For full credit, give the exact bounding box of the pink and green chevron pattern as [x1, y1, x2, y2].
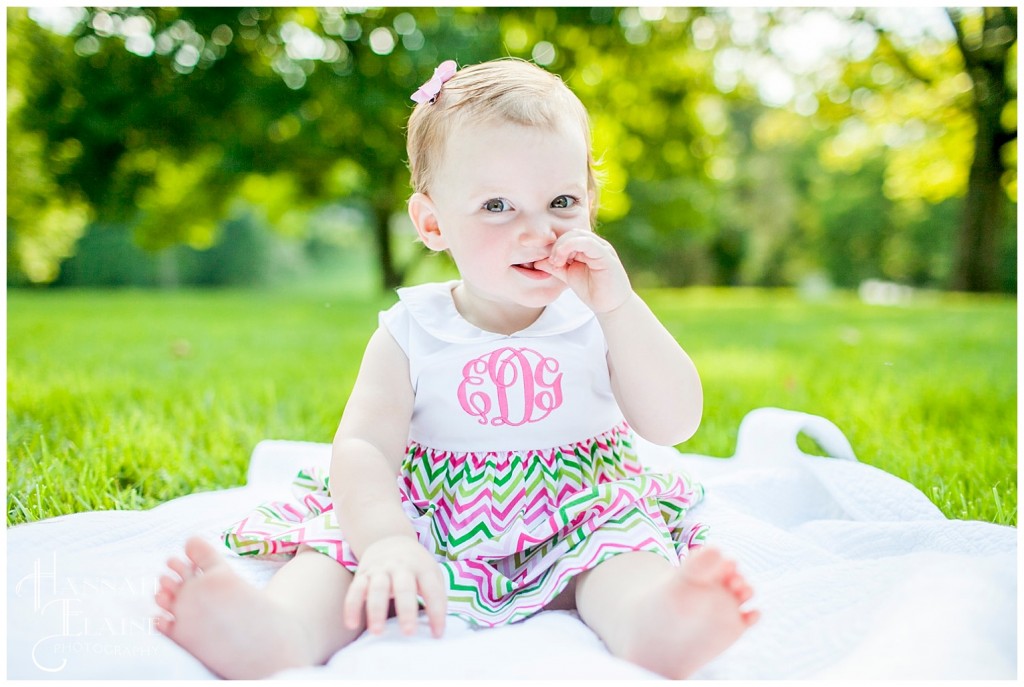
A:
[223, 422, 708, 627]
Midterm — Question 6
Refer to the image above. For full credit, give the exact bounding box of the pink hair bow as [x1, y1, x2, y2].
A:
[411, 60, 458, 105]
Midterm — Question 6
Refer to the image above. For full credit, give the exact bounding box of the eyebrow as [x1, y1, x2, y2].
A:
[468, 182, 587, 197]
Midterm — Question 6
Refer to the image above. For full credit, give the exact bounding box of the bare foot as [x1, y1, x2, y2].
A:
[621, 547, 759, 679]
[154, 537, 317, 679]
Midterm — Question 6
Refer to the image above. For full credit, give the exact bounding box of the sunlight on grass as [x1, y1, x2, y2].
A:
[7, 286, 1016, 527]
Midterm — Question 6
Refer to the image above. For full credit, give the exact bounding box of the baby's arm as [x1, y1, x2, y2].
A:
[598, 294, 702, 445]
[538, 230, 702, 446]
[329, 326, 446, 638]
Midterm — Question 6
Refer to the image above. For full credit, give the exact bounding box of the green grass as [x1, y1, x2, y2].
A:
[7, 286, 1017, 527]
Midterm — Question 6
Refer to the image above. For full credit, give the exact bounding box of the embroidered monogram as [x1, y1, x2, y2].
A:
[457, 347, 563, 426]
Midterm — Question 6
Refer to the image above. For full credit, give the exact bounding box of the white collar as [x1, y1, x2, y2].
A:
[396, 280, 595, 343]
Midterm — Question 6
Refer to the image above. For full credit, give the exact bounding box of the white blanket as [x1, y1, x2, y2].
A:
[7, 408, 1016, 679]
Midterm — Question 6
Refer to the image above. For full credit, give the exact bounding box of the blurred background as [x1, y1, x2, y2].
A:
[7, 6, 1018, 295]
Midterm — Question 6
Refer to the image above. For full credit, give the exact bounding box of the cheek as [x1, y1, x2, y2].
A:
[448, 231, 503, 265]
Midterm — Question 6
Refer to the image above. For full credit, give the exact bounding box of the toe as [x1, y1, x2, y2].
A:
[682, 547, 724, 582]
[724, 572, 752, 602]
[155, 588, 175, 613]
[159, 573, 182, 594]
[741, 609, 760, 627]
[184, 536, 226, 572]
[154, 615, 175, 637]
[733, 582, 753, 605]
[168, 556, 194, 581]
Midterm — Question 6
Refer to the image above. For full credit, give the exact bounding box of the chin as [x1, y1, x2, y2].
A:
[516, 281, 568, 308]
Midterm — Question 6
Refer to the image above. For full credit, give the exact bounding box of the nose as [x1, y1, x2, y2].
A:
[519, 214, 558, 246]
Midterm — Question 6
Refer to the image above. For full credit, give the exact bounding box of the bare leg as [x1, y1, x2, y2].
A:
[154, 538, 363, 679]
[574, 547, 758, 679]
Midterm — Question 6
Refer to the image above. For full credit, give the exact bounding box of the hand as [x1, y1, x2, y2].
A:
[343, 535, 447, 638]
[534, 230, 633, 314]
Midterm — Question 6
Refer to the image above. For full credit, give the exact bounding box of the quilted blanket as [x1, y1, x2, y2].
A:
[6, 408, 1016, 679]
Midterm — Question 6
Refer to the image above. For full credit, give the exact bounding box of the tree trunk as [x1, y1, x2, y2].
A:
[372, 199, 401, 291]
[953, 112, 1005, 292]
[948, 8, 1016, 292]
[156, 248, 179, 289]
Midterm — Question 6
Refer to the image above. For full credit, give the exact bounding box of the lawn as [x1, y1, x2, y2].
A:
[6, 285, 1017, 527]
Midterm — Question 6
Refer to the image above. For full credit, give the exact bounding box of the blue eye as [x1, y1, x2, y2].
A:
[551, 195, 579, 209]
[483, 198, 510, 213]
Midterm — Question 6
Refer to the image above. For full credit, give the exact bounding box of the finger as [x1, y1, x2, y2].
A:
[343, 573, 370, 631]
[548, 233, 612, 267]
[364, 573, 392, 635]
[391, 571, 420, 636]
[551, 227, 597, 245]
[532, 258, 568, 282]
[419, 566, 448, 638]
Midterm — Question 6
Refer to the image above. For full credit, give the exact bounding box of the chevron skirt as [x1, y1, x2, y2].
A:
[223, 423, 708, 627]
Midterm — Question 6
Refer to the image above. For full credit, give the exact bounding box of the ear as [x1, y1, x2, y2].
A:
[408, 192, 448, 252]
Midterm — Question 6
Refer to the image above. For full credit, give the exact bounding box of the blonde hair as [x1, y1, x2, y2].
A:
[406, 58, 599, 224]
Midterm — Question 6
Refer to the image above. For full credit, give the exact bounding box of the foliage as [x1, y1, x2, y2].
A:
[8, 287, 1016, 527]
[51, 214, 305, 288]
[7, 14, 93, 283]
[6, 7, 1017, 292]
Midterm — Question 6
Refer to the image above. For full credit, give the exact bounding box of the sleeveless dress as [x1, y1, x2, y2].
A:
[223, 281, 708, 627]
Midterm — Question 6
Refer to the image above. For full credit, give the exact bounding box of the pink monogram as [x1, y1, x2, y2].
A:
[457, 347, 563, 426]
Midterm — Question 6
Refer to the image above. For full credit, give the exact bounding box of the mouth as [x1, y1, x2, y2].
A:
[512, 261, 552, 280]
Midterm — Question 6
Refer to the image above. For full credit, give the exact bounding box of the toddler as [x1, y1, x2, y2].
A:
[154, 57, 758, 680]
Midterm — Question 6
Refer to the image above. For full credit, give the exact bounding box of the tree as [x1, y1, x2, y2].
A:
[947, 7, 1016, 292]
[9, 7, 1014, 293]
[10, 6, 726, 289]
[813, 7, 1016, 291]
[7, 9, 93, 283]
[8, 7, 505, 288]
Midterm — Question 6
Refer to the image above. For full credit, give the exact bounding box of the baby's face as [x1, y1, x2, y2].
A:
[426, 118, 592, 310]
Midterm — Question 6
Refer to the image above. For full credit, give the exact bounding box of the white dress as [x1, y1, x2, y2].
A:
[224, 281, 708, 626]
